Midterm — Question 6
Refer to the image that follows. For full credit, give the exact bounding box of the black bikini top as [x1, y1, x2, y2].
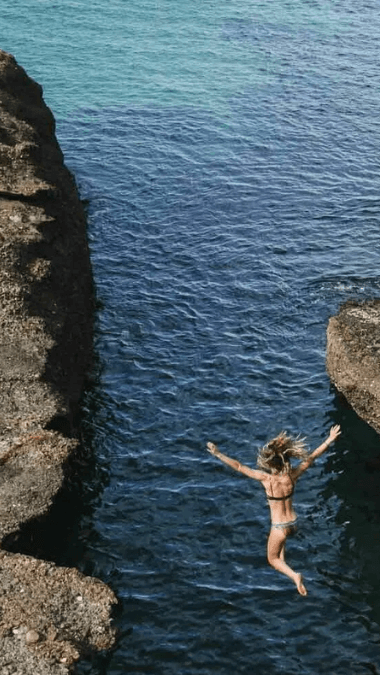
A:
[266, 478, 294, 501]
[266, 487, 294, 501]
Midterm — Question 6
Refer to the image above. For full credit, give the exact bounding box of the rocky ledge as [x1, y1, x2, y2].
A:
[0, 50, 117, 672]
[327, 299, 380, 433]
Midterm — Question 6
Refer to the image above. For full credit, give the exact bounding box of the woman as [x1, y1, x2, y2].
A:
[206, 424, 341, 596]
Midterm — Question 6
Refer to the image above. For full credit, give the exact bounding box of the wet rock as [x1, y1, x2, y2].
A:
[0, 50, 117, 672]
[326, 299, 380, 432]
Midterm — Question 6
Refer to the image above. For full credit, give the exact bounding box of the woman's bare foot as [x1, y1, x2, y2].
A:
[295, 573, 307, 596]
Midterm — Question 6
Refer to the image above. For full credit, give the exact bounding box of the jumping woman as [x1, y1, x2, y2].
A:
[206, 424, 341, 596]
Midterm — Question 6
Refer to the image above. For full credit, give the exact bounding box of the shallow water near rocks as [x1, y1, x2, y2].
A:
[3, 0, 380, 672]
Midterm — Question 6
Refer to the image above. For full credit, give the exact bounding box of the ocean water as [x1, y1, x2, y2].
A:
[3, 1, 380, 673]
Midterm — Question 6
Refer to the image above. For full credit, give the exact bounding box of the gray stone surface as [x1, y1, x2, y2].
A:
[0, 50, 117, 671]
[0, 551, 117, 674]
[327, 299, 380, 433]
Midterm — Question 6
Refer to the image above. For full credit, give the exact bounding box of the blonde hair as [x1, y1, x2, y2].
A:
[257, 432, 309, 472]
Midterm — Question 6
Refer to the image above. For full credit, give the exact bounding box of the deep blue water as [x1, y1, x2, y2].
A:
[3, 1, 380, 673]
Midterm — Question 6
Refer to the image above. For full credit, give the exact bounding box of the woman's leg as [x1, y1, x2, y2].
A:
[267, 528, 307, 596]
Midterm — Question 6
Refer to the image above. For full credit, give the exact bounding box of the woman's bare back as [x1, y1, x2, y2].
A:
[262, 472, 297, 524]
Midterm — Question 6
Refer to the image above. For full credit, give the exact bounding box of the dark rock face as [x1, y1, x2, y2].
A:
[326, 299, 380, 433]
[0, 50, 117, 672]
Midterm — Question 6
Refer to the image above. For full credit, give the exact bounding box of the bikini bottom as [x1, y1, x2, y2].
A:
[271, 517, 297, 532]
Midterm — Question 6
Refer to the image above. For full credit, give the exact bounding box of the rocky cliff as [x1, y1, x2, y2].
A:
[0, 50, 117, 673]
[326, 299, 380, 433]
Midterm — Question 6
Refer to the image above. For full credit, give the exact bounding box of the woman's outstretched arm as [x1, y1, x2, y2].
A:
[206, 442, 266, 481]
[292, 424, 341, 479]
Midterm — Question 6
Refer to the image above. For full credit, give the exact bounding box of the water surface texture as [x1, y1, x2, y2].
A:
[3, 1, 380, 673]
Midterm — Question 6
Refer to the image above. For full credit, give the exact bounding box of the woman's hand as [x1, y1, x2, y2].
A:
[328, 424, 341, 443]
[207, 442, 218, 455]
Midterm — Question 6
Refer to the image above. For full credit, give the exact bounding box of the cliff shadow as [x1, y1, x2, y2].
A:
[319, 388, 380, 626]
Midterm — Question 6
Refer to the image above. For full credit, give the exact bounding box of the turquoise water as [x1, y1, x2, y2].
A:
[3, 1, 380, 673]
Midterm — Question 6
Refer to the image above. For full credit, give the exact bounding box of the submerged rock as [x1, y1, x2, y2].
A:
[326, 299, 380, 433]
[0, 50, 117, 672]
